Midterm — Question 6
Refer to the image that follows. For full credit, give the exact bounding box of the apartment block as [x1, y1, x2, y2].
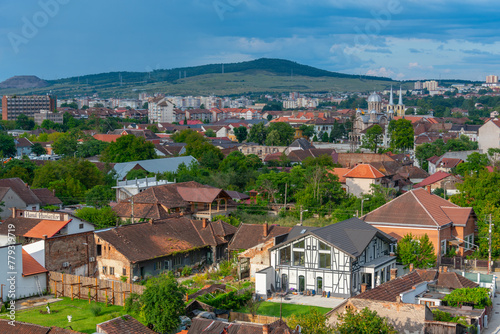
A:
[2, 95, 56, 121]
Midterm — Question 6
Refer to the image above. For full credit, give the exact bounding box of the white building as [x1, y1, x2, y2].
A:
[112, 176, 172, 201]
[148, 96, 175, 123]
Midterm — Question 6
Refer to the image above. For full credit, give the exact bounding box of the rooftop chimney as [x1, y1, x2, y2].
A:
[396, 295, 401, 303]
[390, 268, 398, 281]
[409, 263, 414, 271]
[443, 266, 448, 273]
[263, 222, 269, 237]
[149, 219, 154, 225]
[202, 218, 207, 228]
[427, 185, 431, 194]
[263, 324, 269, 334]
[43, 235, 47, 239]
[360, 283, 367, 293]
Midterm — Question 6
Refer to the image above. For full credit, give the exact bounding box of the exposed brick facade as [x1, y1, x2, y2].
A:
[45, 231, 96, 276]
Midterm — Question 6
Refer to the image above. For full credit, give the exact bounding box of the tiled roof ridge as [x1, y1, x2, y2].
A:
[411, 189, 440, 227]
[361, 189, 412, 219]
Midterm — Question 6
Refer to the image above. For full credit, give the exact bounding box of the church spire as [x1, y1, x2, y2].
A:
[389, 86, 394, 105]
[398, 86, 403, 105]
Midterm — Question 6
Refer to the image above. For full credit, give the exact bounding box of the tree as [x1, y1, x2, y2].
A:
[85, 185, 115, 208]
[388, 119, 414, 152]
[31, 143, 47, 156]
[321, 132, 329, 142]
[442, 287, 492, 309]
[288, 308, 333, 334]
[76, 139, 109, 158]
[74, 206, 117, 229]
[16, 114, 35, 130]
[265, 129, 281, 146]
[52, 134, 78, 156]
[455, 152, 489, 177]
[101, 135, 156, 163]
[0, 133, 16, 157]
[248, 122, 267, 144]
[299, 125, 315, 139]
[396, 233, 436, 269]
[333, 307, 397, 334]
[267, 122, 295, 146]
[205, 129, 216, 137]
[234, 126, 248, 143]
[361, 124, 384, 153]
[138, 273, 186, 333]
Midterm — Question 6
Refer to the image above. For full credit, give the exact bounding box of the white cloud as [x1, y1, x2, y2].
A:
[366, 67, 394, 77]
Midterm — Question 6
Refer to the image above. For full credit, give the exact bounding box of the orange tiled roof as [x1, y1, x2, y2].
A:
[343, 164, 384, 179]
[93, 134, 122, 143]
[329, 168, 352, 183]
[22, 249, 48, 276]
[23, 220, 70, 239]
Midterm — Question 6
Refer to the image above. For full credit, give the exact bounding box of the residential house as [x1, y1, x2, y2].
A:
[228, 223, 292, 279]
[329, 168, 352, 191]
[14, 137, 33, 156]
[287, 148, 338, 164]
[31, 188, 63, 209]
[112, 181, 236, 222]
[427, 150, 478, 175]
[0, 178, 63, 219]
[112, 156, 197, 180]
[201, 125, 229, 138]
[284, 138, 314, 155]
[94, 217, 236, 282]
[188, 318, 299, 334]
[478, 118, 500, 153]
[362, 188, 477, 260]
[256, 218, 397, 298]
[343, 164, 386, 198]
[449, 124, 481, 142]
[112, 176, 171, 201]
[238, 143, 287, 161]
[414, 171, 462, 197]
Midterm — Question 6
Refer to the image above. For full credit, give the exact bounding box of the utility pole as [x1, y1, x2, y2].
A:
[284, 183, 287, 213]
[488, 214, 492, 274]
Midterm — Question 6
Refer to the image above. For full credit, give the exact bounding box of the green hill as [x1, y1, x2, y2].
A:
[0, 58, 405, 98]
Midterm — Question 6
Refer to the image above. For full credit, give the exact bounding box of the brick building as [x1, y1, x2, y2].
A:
[2, 95, 56, 120]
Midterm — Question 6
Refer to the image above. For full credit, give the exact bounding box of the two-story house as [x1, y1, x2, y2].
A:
[256, 218, 396, 298]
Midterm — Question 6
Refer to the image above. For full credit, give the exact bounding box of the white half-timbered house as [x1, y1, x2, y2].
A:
[256, 218, 397, 298]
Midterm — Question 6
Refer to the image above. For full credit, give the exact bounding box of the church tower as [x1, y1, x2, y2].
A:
[367, 92, 382, 113]
[386, 86, 396, 119]
[396, 86, 405, 117]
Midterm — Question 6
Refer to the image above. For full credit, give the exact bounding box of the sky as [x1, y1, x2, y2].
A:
[0, 0, 499, 82]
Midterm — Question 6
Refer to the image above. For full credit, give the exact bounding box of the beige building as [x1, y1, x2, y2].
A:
[478, 119, 500, 153]
[486, 75, 498, 83]
[423, 80, 439, 91]
[344, 164, 385, 198]
[34, 110, 63, 125]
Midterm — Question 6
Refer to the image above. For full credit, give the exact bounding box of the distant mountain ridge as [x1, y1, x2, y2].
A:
[0, 75, 48, 89]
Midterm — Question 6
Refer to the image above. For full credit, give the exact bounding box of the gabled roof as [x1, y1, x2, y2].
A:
[0, 178, 41, 205]
[96, 217, 236, 263]
[22, 249, 48, 276]
[362, 188, 473, 228]
[0, 319, 83, 333]
[438, 158, 463, 169]
[228, 224, 292, 251]
[96, 314, 156, 334]
[329, 168, 352, 183]
[287, 148, 337, 163]
[177, 187, 229, 203]
[343, 164, 385, 179]
[288, 138, 314, 150]
[24, 220, 71, 239]
[414, 171, 452, 188]
[31, 188, 62, 206]
[113, 156, 197, 180]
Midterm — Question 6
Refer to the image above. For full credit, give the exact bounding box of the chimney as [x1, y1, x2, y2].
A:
[395, 295, 401, 303]
[443, 266, 448, 273]
[427, 185, 431, 194]
[263, 222, 269, 237]
[360, 283, 367, 293]
[390, 268, 398, 281]
[202, 218, 207, 228]
[149, 219, 154, 225]
[43, 235, 47, 239]
[409, 263, 414, 271]
[11, 207, 16, 218]
[262, 324, 269, 334]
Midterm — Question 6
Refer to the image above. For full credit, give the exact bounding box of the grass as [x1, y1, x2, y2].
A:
[0, 297, 144, 333]
[236, 301, 331, 318]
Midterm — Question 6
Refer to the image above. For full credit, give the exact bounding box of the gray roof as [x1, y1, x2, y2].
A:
[288, 138, 314, 150]
[272, 218, 396, 258]
[281, 226, 319, 242]
[113, 156, 198, 180]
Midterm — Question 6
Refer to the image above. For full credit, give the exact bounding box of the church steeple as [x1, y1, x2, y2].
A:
[389, 86, 394, 105]
[398, 86, 403, 105]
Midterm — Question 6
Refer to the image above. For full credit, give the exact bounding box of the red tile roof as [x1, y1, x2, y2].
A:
[438, 158, 463, 169]
[96, 315, 155, 334]
[23, 220, 70, 239]
[93, 134, 122, 142]
[177, 187, 227, 203]
[22, 249, 48, 277]
[343, 164, 385, 179]
[329, 168, 352, 184]
[414, 171, 451, 188]
[363, 188, 473, 228]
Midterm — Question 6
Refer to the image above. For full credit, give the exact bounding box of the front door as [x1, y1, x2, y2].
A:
[299, 275, 305, 292]
[317, 277, 323, 294]
[281, 274, 288, 292]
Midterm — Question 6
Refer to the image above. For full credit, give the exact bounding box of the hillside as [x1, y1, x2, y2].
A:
[0, 58, 403, 98]
[0, 75, 48, 89]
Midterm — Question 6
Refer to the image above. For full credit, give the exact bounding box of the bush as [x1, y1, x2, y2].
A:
[90, 304, 102, 317]
[182, 266, 192, 277]
[124, 293, 142, 314]
[442, 287, 492, 309]
[198, 290, 252, 310]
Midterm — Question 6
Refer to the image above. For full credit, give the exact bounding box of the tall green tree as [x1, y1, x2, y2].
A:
[0, 133, 16, 157]
[334, 307, 397, 334]
[388, 119, 414, 152]
[85, 185, 115, 208]
[75, 206, 117, 229]
[267, 122, 295, 146]
[396, 233, 437, 268]
[30, 143, 47, 156]
[455, 152, 489, 177]
[361, 124, 384, 153]
[101, 134, 156, 163]
[299, 125, 316, 139]
[16, 114, 35, 130]
[248, 122, 267, 144]
[234, 126, 248, 143]
[288, 308, 333, 334]
[52, 134, 78, 156]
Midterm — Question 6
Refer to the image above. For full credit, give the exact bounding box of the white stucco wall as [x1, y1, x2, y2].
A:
[478, 121, 500, 153]
[23, 241, 45, 267]
[346, 178, 379, 198]
[255, 266, 275, 297]
[65, 217, 94, 235]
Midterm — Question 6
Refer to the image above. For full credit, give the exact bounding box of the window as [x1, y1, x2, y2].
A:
[110, 267, 115, 275]
[174, 257, 182, 266]
[319, 241, 330, 251]
[79, 223, 84, 229]
[465, 234, 474, 250]
[293, 251, 304, 266]
[122, 268, 126, 275]
[319, 253, 331, 269]
[280, 247, 291, 265]
[164, 260, 170, 270]
[96, 245, 102, 256]
[293, 240, 305, 249]
[102, 266, 107, 275]
[154, 261, 162, 271]
[441, 240, 447, 255]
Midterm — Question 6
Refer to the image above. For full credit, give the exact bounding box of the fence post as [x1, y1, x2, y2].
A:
[62, 274, 64, 297]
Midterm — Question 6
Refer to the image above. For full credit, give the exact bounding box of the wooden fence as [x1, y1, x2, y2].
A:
[48, 272, 145, 306]
[229, 312, 279, 324]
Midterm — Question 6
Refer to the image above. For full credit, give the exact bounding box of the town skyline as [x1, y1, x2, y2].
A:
[1, 0, 499, 82]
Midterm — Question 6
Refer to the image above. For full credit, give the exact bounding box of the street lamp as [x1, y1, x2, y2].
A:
[361, 198, 369, 217]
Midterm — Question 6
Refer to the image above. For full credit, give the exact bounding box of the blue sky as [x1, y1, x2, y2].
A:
[0, 0, 499, 82]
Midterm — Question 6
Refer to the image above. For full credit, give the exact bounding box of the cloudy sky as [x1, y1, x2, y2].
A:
[0, 0, 499, 82]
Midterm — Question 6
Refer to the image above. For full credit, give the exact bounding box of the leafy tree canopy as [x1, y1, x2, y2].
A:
[0, 132, 16, 157]
[334, 307, 397, 334]
[75, 206, 117, 229]
[361, 124, 384, 153]
[101, 134, 156, 163]
[396, 233, 437, 269]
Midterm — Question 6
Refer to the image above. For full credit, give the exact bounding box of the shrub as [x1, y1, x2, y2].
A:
[90, 304, 102, 317]
[182, 266, 192, 277]
[442, 287, 492, 309]
[124, 293, 142, 314]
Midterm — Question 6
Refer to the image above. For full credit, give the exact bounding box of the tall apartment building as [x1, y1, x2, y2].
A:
[148, 96, 174, 123]
[486, 75, 498, 84]
[423, 80, 438, 91]
[2, 95, 56, 121]
[34, 110, 64, 125]
[414, 81, 423, 90]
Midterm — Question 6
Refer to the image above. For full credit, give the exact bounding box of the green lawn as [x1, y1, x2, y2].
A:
[236, 302, 331, 318]
[0, 297, 144, 334]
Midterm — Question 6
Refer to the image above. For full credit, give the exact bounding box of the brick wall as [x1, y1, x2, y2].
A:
[45, 231, 96, 276]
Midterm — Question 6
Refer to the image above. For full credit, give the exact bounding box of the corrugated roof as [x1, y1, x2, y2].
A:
[24, 220, 70, 239]
[343, 164, 385, 179]
[22, 249, 48, 276]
